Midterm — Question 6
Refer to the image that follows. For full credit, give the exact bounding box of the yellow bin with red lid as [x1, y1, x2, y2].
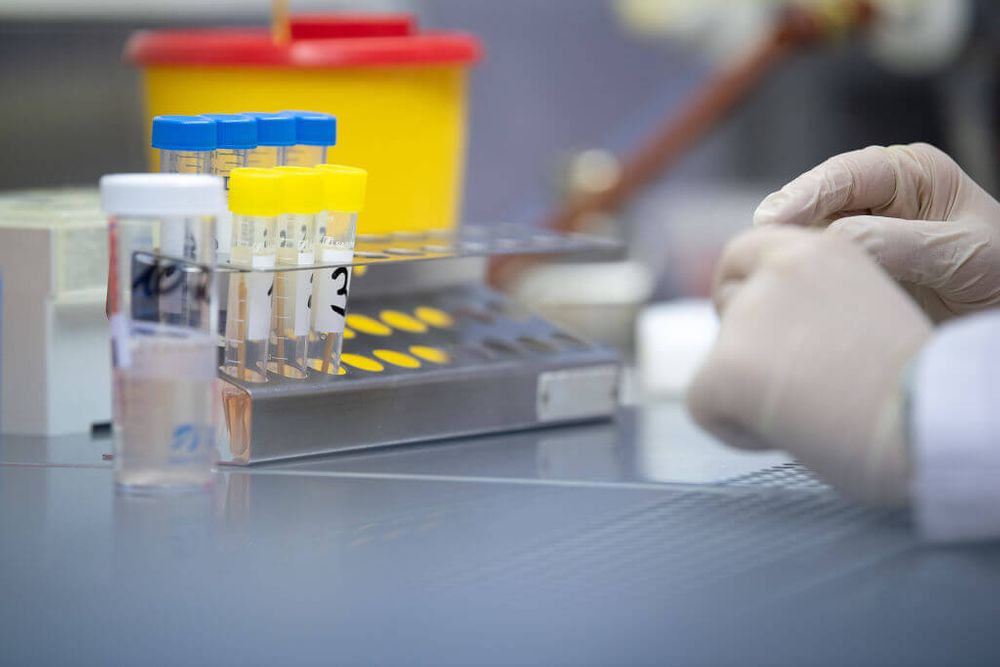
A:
[126, 14, 481, 235]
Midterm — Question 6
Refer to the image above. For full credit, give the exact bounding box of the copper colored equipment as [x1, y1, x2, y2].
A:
[489, 1, 875, 287]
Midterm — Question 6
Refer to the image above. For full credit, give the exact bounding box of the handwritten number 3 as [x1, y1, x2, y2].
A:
[330, 267, 349, 317]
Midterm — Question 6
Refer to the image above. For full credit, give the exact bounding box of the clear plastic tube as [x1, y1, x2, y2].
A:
[213, 148, 249, 188]
[270, 213, 316, 379]
[222, 214, 276, 383]
[212, 148, 250, 341]
[107, 206, 218, 492]
[284, 145, 327, 168]
[248, 145, 289, 168]
[310, 209, 357, 374]
[159, 150, 213, 175]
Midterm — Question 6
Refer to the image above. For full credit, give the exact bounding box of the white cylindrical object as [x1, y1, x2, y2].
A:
[101, 173, 224, 493]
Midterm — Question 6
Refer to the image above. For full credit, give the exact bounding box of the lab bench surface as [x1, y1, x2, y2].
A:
[1, 403, 998, 666]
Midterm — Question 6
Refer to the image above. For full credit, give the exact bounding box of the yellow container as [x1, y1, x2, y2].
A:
[126, 14, 481, 236]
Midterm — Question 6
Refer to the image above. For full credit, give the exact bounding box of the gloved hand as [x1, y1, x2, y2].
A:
[753, 143, 1000, 322]
[687, 226, 932, 505]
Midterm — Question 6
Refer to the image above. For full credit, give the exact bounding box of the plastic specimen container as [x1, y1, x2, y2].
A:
[101, 173, 225, 492]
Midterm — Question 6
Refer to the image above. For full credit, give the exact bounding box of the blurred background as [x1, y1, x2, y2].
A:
[1, 0, 997, 367]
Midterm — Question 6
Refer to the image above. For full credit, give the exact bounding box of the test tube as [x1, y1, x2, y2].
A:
[204, 113, 256, 256]
[100, 173, 225, 492]
[104, 115, 214, 321]
[203, 114, 256, 338]
[152, 116, 217, 314]
[203, 114, 256, 188]
[270, 167, 323, 379]
[223, 168, 280, 383]
[245, 112, 296, 168]
[282, 111, 338, 167]
[152, 115, 216, 175]
[311, 164, 368, 374]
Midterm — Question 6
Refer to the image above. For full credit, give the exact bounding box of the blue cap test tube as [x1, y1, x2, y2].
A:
[152, 115, 216, 174]
[202, 114, 257, 187]
[282, 111, 338, 167]
[201, 114, 256, 337]
[245, 112, 296, 168]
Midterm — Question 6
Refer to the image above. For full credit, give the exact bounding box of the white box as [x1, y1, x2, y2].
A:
[0, 188, 111, 435]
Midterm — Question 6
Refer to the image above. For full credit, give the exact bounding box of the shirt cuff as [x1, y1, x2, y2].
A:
[911, 312, 1000, 543]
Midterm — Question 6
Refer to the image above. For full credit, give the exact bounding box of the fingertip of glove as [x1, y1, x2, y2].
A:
[752, 190, 790, 226]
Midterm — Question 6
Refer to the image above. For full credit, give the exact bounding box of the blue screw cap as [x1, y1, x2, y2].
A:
[202, 113, 257, 150]
[243, 112, 296, 147]
[151, 115, 216, 151]
[282, 110, 338, 147]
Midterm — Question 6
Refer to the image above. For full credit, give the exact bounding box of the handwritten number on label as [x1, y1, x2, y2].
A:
[132, 256, 209, 304]
[330, 267, 349, 316]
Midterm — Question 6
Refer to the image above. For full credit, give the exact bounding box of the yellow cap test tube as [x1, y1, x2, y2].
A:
[270, 166, 323, 379]
[310, 164, 368, 375]
[223, 167, 281, 383]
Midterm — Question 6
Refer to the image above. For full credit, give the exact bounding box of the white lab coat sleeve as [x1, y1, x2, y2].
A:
[911, 311, 1000, 542]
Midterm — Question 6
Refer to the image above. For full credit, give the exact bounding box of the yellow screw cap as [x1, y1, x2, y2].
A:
[316, 164, 368, 212]
[274, 166, 324, 214]
[229, 168, 283, 217]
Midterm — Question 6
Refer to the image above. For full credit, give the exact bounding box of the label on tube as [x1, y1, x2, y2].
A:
[294, 251, 314, 337]
[246, 254, 276, 341]
[312, 249, 354, 334]
[217, 211, 233, 256]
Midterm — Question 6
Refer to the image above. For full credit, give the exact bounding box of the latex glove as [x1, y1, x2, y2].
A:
[687, 226, 932, 505]
[753, 143, 1000, 322]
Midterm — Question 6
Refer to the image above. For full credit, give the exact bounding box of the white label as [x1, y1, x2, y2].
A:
[110, 313, 132, 368]
[246, 272, 274, 342]
[312, 249, 354, 334]
[217, 210, 233, 256]
[294, 270, 312, 337]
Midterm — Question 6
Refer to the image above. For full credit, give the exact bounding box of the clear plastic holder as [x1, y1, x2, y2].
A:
[210, 223, 620, 381]
[108, 219, 218, 493]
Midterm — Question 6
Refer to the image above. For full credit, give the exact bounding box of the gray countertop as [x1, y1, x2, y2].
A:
[2, 403, 998, 666]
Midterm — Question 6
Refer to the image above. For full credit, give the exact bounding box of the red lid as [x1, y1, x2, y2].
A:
[126, 13, 482, 69]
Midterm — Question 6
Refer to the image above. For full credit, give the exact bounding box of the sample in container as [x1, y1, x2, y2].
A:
[101, 173, 225, 493]
[311, 164, 367, 374]
[223, 168, 280, 383]
[271, 167, 323, 378]
[203, 113, 256, 188]
[152, 115, 216, 175]
[283, 111, 337, 167]
[245, 112, 296, 168]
